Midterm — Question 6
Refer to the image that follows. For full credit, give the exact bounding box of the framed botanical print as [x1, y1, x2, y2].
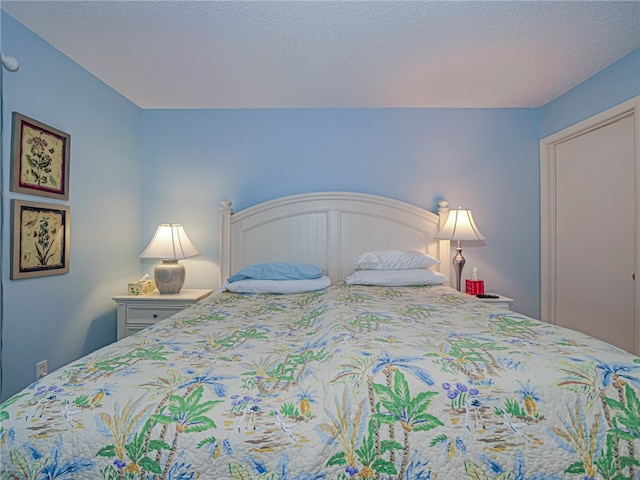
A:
[11, 112, 70, 200]
[11, 200, 70, 279]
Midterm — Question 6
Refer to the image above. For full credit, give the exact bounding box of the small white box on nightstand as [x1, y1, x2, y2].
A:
[128, 279, 156, 295]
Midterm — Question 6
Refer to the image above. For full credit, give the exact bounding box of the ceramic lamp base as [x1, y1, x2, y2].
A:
[154, 260, 185, 294]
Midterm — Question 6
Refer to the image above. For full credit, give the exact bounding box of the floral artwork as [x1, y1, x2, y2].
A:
[11, 112, 70, 200]
[11, 200, 70, 279]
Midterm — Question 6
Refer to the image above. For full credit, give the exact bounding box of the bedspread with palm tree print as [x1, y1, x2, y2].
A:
[2, 283, 640, 480]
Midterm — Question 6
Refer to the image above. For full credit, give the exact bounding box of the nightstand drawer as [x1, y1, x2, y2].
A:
[472, 293, 514, 311]
[113, 288, 213, 340]
[486, 301, 511, 310]
[126, 305, 185, 324]
[125, 325, 150, 337]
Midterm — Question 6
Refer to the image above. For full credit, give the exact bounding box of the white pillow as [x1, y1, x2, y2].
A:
[355, 250, 440, 270]
[219, 276, 331, 294]
[346, 269, 448, 286]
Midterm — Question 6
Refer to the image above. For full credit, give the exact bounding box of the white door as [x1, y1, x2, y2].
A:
[554, 113, 636, 352]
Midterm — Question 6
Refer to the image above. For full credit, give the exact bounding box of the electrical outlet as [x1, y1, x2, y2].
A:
[36, 360, 48, 379]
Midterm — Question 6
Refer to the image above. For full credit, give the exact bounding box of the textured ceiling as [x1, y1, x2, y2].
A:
[2, 1, 640, 109]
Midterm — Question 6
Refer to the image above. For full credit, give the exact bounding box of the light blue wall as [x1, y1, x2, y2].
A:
[541, 48, 640, 137]
[1, 13, 142, 400]
[141, 108, 541, 317]
[137, 50, 640, 325]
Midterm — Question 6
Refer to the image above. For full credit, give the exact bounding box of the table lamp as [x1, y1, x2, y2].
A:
[139, 224, 199, 294]
[435, 207, 485, 291]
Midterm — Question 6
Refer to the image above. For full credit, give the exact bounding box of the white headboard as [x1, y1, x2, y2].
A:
[219, 192, 450, 283]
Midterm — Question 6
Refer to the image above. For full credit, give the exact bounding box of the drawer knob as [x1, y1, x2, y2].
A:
[153, 313, 158, 318]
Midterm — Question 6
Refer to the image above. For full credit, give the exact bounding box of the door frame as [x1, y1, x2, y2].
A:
[540, 96, 640, 354]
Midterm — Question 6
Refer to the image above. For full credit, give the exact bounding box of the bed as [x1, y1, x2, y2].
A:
[2, 191, 639, 480]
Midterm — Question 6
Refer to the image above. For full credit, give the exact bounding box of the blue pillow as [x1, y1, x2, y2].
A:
[227, 262, 323, 283]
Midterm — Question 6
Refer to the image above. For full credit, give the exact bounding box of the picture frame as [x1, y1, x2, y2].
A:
[11, 199, 71, 279]
[11, 112, 70, 200]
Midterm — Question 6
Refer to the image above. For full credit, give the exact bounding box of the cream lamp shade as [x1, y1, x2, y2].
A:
[140, 224, 199, 294]
[435, 208, 485, 291]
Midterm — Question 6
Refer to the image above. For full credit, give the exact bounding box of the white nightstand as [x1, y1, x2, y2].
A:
[472, 293, 514, 311]
[113, 288, 213, 340]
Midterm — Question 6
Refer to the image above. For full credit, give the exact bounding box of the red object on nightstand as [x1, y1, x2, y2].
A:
[466, 280, 484, 295]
